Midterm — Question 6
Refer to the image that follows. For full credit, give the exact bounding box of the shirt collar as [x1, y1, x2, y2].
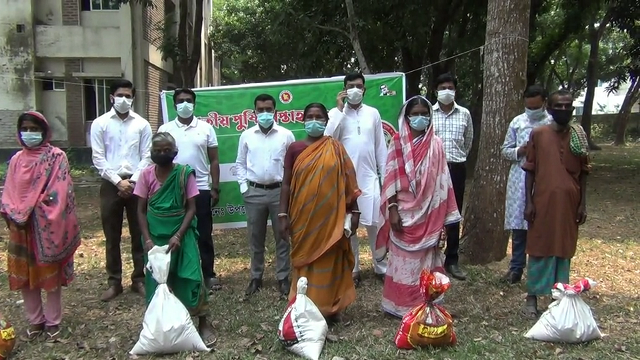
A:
[173, 117, 198, 128]
[252, 123, 280, 135]
[433, 102, 459, 115]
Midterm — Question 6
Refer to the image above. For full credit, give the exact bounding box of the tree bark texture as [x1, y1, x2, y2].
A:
[344, 0, 370, 74]
[613, 77, 640, 146]
[460, 0, 530, 265]
[175, 0, 204, 88]
[580, 9, 612, 150]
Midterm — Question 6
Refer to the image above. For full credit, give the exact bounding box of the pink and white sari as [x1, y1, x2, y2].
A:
[375, 96, 461, 317]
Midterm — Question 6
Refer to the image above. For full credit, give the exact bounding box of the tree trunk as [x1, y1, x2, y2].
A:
[174, 0, 203, 88]
[460, 0, 530, 265]
[344, 0, 370, 74]
[580, 9, 612, 150]
[613, 77, 640, 146]
[185, 0, 204, 88]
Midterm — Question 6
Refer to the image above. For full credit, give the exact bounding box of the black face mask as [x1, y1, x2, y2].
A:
[549, 109, 573, 126]
[151, 152, 176, 166]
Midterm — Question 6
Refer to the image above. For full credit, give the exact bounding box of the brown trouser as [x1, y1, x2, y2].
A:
[100, 179, 145, 286]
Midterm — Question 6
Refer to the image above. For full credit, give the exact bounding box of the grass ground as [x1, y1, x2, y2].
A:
[0, 145, 638, 360]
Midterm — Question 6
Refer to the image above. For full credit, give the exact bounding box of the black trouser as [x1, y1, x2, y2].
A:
[445, 162, 467, 266]
[100, 179, 145, 286]
[195, 190, 216, 279]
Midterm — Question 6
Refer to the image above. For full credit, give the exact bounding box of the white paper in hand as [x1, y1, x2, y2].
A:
[130, 245, 210, 355]
[525, 278, 602, 343]
[344, 213, 353, 238]
[277, 277, 328, 360]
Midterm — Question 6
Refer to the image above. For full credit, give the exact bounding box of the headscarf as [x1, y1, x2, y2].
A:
[1, 111, 81, 264]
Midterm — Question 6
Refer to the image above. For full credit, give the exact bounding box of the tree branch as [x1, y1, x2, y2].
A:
[344, 0, 370, 73]
[312, 24, 349, 37]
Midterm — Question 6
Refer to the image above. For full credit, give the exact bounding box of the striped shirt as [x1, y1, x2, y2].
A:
[432, 102, 474, 163]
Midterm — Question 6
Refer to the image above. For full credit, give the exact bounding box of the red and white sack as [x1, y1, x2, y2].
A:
[525, 278, 602, 343]
[277, 277, 328, 360]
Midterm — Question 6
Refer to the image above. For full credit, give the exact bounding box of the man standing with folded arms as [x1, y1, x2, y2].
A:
[158, 87, 222, 291]
[91, 79, 152, 301]
[236, 94, 294, 298]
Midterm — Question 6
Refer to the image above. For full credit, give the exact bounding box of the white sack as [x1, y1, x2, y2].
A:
[277, 277, 328, 360]
[130, 245, 210, 355]
[525, 278, 602, 343]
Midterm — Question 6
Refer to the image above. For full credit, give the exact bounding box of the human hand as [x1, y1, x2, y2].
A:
[337, 90, 348, 112]
[517, 146, 527, 158]
[524, 203, 535, 223]
[210, 189, 220, 207]
[389, 207, 403, 233]
[117, 179, 134, 194]
[117, 190, 132, 199]
[279, 216, 291, 242]
[167, 235, 181, 253]
[576, 204, 587, 225]
[144, 239, 154, 252]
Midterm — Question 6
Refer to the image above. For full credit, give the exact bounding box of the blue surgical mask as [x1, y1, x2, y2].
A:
[20, 132, 43, 148]
[525, 107, 546, 121]
[176, 102, 194, 118]
[304, 120, 326, 137]
[408, 115, 430, 131]
[257, 112, 274, 128]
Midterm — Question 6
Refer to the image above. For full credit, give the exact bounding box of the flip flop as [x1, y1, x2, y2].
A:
[21, 324, 44, 342]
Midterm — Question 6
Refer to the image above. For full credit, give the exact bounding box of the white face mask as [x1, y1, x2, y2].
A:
[437, 90, 456, 105]
[176, 102, 194, 118]
[113, 97, 133, 113]
[346, 88, 364, 104]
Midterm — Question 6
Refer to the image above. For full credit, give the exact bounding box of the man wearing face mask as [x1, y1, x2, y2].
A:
[90, 79, 152, 301]
[235, 94, 295, 298]
[500, 85, 552, 284]
[521, 89, 590, 318]
[431, 73, 474, 281]
[157, 88, 222, 291]
[324, 73, 388, 287]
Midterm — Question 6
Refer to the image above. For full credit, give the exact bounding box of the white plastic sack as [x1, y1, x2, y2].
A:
[344, 213, 353, 238]
[130, 245, 210, 355]
[277, 277, 328, 360]
[525, 278, 602, 343]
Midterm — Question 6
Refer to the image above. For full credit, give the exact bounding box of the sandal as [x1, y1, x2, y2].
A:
[45, 325, 62, 342]
[21, 324, 44, 342]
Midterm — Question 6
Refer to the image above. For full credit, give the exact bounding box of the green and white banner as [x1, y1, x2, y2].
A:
[160, 72, 406, 229]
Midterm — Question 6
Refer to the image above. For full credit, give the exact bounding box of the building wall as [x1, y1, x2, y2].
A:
[145, 61, 169, 131]
[0, 0, 37, 145]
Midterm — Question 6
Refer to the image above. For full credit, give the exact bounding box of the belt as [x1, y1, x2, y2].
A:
[248, 181, 281, 190]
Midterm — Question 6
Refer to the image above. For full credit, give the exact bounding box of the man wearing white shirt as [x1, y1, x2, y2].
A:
[90, 79, 152, 301]
[431, 73, 474, 281]
[235, 94, 294, 298]
[157, 88, 221, 291]
[324, 73, 388, 287]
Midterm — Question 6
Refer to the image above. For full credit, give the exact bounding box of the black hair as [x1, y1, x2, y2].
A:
[17, 112, 48, 142]
[523, 84, 548, 100]
[403, 97, 432, 119]
[303, 103, 329, 120]
[434, 73, 458, 89]
[173, 88, 197, 103]
[253, 94, 276, 109]
[548, 89, 573, 106]
[343, 73, 366, 87]
[110, 79, 136, 97]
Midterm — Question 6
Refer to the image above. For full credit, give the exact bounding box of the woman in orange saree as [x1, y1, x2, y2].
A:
[375, 96, 461, 318]
[279, 103, 361, 322]
[1, 111, 81, 341]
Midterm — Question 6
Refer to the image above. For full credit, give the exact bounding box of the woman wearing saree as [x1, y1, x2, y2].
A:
[134, 132, 216, 346]
[1, 111, 81, 341]
[375, 96, 462, 318]
[279, 103, 361, 321]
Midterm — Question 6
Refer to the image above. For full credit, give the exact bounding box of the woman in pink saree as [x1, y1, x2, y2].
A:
[1, 111, 81, 341]
[376, 96, 461, 317]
